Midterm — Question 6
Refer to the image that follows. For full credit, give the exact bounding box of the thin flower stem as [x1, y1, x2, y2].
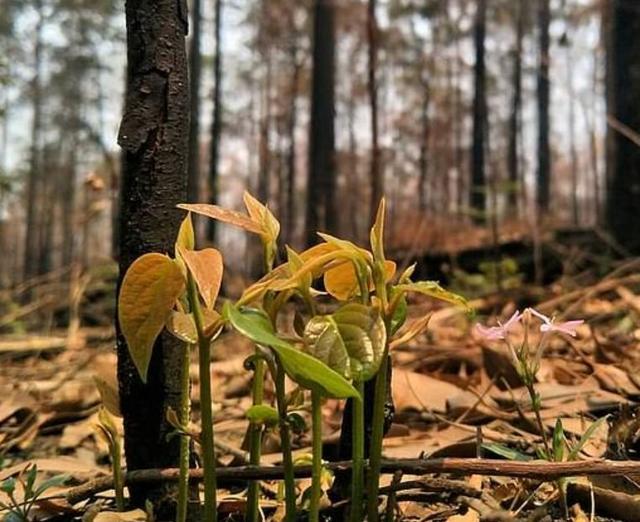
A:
[309, 390, 323, 522]
[366, 349, 389, 522]
[351, 382, 365, 522]
[525, 382, 551, 457]
[187, 274, 217, 522]
[275, 360, 296, 520]
[176, 343, 191, 522]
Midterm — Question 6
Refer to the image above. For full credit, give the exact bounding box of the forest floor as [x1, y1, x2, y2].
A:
[1, 255, 640, 521]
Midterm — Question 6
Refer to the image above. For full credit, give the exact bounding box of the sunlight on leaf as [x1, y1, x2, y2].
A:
[175, 213, 195, 255]
[178, 246, 223, 309]
[223, 303, 360, 399]
[370, 198, 386, 263]
[324, 259, 396, 301]
[304, 303, 386, 382]
[177, 203, 262, 235]
[118, 254, 185, 382]
[396, 280, 469, 309]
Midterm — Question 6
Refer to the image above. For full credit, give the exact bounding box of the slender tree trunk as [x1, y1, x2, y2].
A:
[187, 0, 201, 204]
[418, 85, 430, 211]
[258, 56, 272, 205]
[470, 0, 487, 222]
[207, 0, 223, 243]
[536, 0, 551, 213]
[285, 41, 300, 246]
[566, 43, 579, 226]
[606, 0, 640, 252]
[61, 145, 77, 267]
[306, 0, 336, 246]
[347, 71, 359, 241]
[367, 0, 381, 223]
[508, 0, 524, 215]
[24, 0, 44, 280]
[116, 0, 189, 516]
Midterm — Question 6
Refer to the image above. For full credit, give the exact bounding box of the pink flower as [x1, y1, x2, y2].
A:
[527, 308, 583, 337]
[475, 310, 522, 341]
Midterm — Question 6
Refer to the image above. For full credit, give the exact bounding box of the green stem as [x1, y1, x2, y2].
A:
[351, 382, 365, 522]
[176, 343, 191, 522]
[246, 356, 265, 522]
[366, 349, 389, 522]
[274, 361, 296, 521]
[309, 390, 323, 522]
[112, 433, 125, 512]
[187, 274, 217, 522]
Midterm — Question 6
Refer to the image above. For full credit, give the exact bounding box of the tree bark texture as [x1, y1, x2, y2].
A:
[116, 0, 189, 516]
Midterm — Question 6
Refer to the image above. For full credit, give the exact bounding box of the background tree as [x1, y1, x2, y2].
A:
[187, 0, 202, 204]
[606, 0, 640, 253]
[536, 0, 551, 213]
[470, 0, 487, 222]
[116, 0, 189, 515]
[306, 0, 337, 246]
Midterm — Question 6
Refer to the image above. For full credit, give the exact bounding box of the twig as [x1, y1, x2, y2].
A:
[63, 458, 640, 505]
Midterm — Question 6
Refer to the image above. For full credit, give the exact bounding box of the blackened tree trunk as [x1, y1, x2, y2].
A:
[418, 85, 430, 211]
[207, 0, 223, 242]
[187, 0, 201, 204]
[306, 0, 337, 246]
[470, 0, 487, 222]
[116, 0, 189, 516]
[507, 0, 524, 215]
[368, 0, 381, 223]
[536, 0, 551, 213]
[24, 0, 44, 280]
[606, 0, 640, 252]
[285, 38, 300, 246]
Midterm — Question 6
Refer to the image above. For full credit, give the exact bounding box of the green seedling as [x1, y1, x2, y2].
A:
[95, 407, 125, 512]
[0, 464, 69, 522]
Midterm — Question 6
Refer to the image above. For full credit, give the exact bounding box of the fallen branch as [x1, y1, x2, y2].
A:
[64, 458, 640, 505]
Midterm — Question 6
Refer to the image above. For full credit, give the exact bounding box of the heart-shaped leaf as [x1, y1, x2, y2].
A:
[175, 213, 195, 254]
[223, 303, 360, 400]
[118, 254, 185, 382]
[178, 247, 223, 309]
[243, 191, 280, 244]
[304, 303, 386, 381]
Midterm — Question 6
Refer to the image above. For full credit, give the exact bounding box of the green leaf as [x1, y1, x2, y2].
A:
[481, 443, 532, 461]
[25, 464, 37, 499]
[223, 303, 360, 400]
[304, 303, 386, 382]
[568, 416, 608, 461]
[33, 474, 70, 498]
[396, 280, 469, 309]
[246, 405, 279, 426]
[118, 253, 186, 382]
[553, 419, 565, 462]
[1, 477, 15, 495]
[369, 198, 386, 264]
[389, 292, 407, 336]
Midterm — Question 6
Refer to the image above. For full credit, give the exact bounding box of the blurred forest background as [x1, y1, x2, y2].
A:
[0, 0, 637, 288]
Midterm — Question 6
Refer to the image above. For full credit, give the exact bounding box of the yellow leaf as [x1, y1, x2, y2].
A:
[118, 253, 185, 382]
[175, 213, 195, 254]
[389, 312, 432, 349]
[93, 364, 121, 417]
[370, 198, 386, 262]
[178, 247, 223, 309]
[243, 191, 280, 243]
[166, 308, 221, 343]
[324, 259, 396, 301]
[177, 203, 262, 235]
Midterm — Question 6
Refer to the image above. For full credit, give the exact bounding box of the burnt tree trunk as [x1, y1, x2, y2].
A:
[187, 0, 202, 204]
[24, 0, 44, 280]
[470, 0, 487, 222]
[507, 0, 524, 215]
[306, 0, 337, 246]
[368, 0, 382, 223]
[285, 37, 300, 246]
[536, 0, 551, 213]
[606, 0, 640, 252]
[116, 0, 189, 516]
[207, 0, 223, 242]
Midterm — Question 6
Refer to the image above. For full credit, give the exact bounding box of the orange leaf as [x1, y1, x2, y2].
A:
[177, 203, 262, 235]
[178, 247, 223, 309]
[118, 254, 185, 382]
